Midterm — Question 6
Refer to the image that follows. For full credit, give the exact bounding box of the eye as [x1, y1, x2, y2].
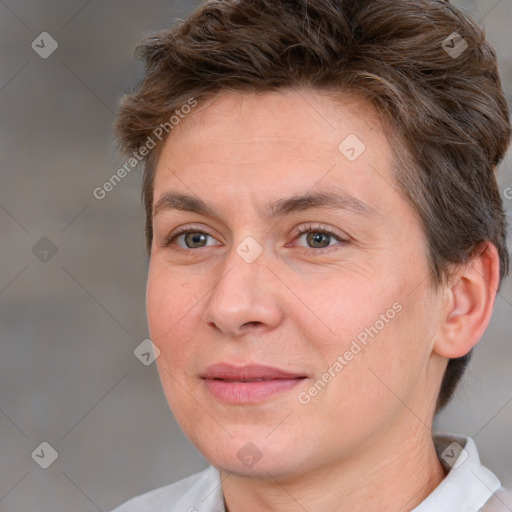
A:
[161, 223, 348, 252]
[162, 227, 220, 249]
[292, 223, 348, 250]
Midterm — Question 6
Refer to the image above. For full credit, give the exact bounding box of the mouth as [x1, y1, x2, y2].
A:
[201, 364, 307, 404]
[214, 378, 290, 382]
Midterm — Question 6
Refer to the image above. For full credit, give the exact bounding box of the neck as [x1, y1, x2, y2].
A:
[220, 425, 447, 512]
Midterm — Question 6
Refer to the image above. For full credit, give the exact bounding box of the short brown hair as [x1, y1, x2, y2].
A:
[115, 0, 511, 413]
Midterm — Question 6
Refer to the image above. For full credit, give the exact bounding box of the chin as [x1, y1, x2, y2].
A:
[192, 430, 313, 478]
[213, 452, 302, 479]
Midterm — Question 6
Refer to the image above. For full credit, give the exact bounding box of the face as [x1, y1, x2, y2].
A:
[147, 90, 445, 478]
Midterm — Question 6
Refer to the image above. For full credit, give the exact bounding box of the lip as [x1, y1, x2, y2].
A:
[201, 364, 307, 404]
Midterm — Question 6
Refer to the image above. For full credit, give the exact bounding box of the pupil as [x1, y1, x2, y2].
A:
[186, 233, 206, 247]
[308, 232, 329, 248]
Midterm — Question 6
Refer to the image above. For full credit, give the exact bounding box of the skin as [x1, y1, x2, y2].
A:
[146, 89, 500, 512]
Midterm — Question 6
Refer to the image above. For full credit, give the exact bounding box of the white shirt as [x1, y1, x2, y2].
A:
[111, 433, 512, 512]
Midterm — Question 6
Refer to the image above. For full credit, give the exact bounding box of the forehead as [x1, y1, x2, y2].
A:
[162, 89, 386, 158]
[151, 89, 405, 226]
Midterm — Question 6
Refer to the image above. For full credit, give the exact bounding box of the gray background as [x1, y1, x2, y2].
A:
[0, 1, 510, 510]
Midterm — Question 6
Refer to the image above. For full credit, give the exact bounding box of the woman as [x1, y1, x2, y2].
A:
[112, 1, 512, 510]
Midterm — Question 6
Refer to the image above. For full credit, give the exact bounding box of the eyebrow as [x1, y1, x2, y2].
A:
[152, 189, 378, 220]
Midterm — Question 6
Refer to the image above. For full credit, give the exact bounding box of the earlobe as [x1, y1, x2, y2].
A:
[434, 242, 500, 359]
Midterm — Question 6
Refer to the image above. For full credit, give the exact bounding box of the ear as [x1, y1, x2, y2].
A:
[434, 241, 500, 359]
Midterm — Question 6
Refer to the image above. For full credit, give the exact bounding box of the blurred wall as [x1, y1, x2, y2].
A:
[0, 1, 510, 510]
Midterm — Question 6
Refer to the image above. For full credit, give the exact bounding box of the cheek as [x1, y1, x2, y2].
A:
[146, 268, 169, 344]
[146, 267, 203, 422]
[146, 264, 192, 367]
[313, 276, 430, 400]
[306, 273, 393, 349]
[146, 262, 213, 398]
[146, 262, 195, 337]
[350, 293, 437, 409]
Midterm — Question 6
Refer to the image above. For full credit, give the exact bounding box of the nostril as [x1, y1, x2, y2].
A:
[243, 321, 262, 328]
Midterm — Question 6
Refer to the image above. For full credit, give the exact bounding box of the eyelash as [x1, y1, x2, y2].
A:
[161, 223, 348, 252]
[292, 224, 347, 251]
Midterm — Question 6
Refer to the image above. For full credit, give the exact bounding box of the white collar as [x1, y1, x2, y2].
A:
[411, 432, 502, 512]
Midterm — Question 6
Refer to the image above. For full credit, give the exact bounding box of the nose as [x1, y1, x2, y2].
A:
[201, 241, 284, 337]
